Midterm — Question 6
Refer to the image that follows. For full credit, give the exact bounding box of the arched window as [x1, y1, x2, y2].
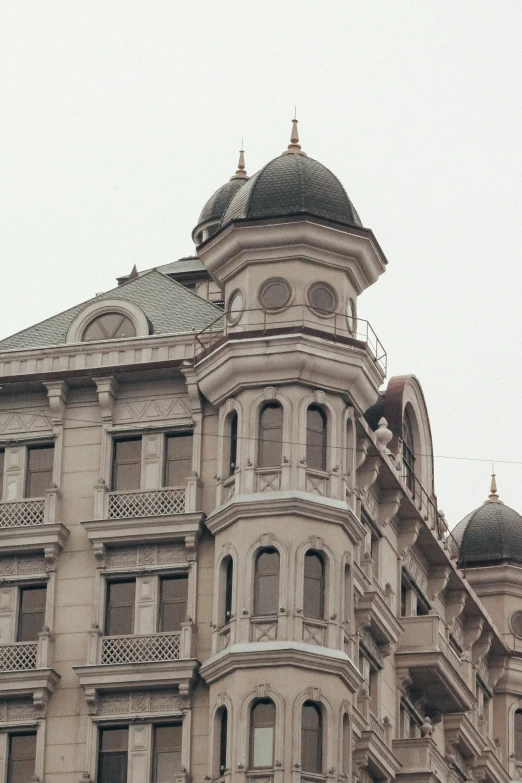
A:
[258, 403, 283, 467]
[254, 549, 280, 617]
[228, 411, 238, 478]
[306, 405, 327, 471]
[223, 557, 233, 626]
[303, 551, 325, 620]
[402, 408, 415, 492]
[342, 714, 350, 776]
[82, 312, 137, 342]
[219, 707, 228, 776]
[515, 709, 522, 760]
[301, 701, 322, 773]
[344, 565, 351, 625]
[250, 699, 275, 769]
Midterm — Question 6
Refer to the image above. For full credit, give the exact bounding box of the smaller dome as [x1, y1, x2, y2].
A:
[452, 476, 522, 567]
[192, 151, 249, 245]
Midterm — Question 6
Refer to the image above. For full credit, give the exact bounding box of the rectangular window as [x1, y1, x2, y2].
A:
[158, 576, 188, 632]
[152, 724, 182, 782]
[17, 585, 47, 642]
[112, 438, 142, 491]
[0, 449, 4, 500]
[25, 445, 54, 498]
[105, 581, 136, 636]
[98, 727, 128, 783]
[165, 434, 192, 487]
[7, 733, 37, 783]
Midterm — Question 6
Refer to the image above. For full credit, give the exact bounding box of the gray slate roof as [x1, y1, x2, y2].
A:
[452, 501, 522, 566]
[0, 270, 222, 352]
[143, 258, 206, 276]
[221, 153, 363, 229]
[195, 178, 248, 233]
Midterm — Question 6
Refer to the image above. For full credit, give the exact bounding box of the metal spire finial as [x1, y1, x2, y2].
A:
[129, 264, 138, 280]
[485, 470, 503, 504]
[231, 146, 248, 180]
[283, 116, 307, 156]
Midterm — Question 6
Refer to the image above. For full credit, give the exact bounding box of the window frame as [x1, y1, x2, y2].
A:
[16, 584, 47, 643]
[104, 579, 136, 637]
[249, 699, 276, 770]
[151, 723, 182, 782]
[306, 404, 327, 472]
[111, 437, 142, 492]
[6, 731, 37, 783]
[24, 443, 54, 499]
[157, 574, 188, 633]
[257, 402, 284, 468]
[164, 432, 193, 488]
[253, 548, 280, 618]
[303, 550, 326, 621]
[301, 700, 323, 774]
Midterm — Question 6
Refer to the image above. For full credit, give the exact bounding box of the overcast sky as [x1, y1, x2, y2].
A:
[1, 1, 521, 526]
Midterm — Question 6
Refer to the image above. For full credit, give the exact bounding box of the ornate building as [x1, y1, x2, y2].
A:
[0, 121, 520, 783]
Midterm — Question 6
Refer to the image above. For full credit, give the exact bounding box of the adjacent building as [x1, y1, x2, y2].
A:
[0, 121, 521, 783]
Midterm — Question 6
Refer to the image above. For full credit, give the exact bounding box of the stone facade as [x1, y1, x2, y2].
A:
[0, 136, 520, 783]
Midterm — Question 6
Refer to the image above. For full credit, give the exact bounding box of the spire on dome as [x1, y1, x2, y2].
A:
[231, 147, 248, 180]
[283, 117, 307, 156]
[485, 472, 503, 504]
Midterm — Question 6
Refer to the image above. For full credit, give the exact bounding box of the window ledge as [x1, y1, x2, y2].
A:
[0, 522, 69, 565]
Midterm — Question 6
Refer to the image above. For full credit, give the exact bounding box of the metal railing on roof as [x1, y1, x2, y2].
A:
[194, 304, 387, 376]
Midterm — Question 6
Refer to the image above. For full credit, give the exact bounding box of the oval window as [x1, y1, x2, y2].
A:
[82, 313, 137, 342]
[308, 284, 337, 316]
[260, 278, 291, 311]
[227, 290, 244, 325]
[511, 611, 522, 637]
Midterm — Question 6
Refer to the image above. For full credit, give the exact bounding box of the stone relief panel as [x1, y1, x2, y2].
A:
[0, 699, 39, 723]
[402, 550, 429, 596]
[105, 544, 188, 570]
[0, 554, 46, 577]
[113, 397, 192, 426]
[0, 410, 52, 436]
[97, 690, 181, 716]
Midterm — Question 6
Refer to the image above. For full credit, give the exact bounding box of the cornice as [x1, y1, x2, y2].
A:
[199, 641, 363, 692]
[205, 491, 365, 544]
[0, 667, 60, 704]
[0, 522, 70, 562]
[73, 659, 199, 693]
[82, 513, 205, 549]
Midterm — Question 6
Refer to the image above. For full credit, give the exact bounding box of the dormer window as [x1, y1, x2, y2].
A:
[82, 312, 137, 342]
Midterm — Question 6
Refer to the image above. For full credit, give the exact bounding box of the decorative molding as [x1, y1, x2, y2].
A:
[357, 455, 381, 494]
[428, 565, 451, 600]
[0, 554, 46, 578]
[398, 519, 421, 556]
[97, 689, 182, 716]
[402, 549, 429, 594]
[93, 376, 119, 422]
[0, 410, 52, 436]
[376, 489, 402, 528]
[113, 396, 192, 425]
[44, 381, 69, 425]
[446, 591, 467, 630]
[105, 543, 188, 570]
[463, 616, 484, 650]
[472, 630, 493, 664]
[0, 698, 39, 723]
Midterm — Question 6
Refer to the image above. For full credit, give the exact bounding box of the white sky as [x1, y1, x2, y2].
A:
[1, 1, 521, 526]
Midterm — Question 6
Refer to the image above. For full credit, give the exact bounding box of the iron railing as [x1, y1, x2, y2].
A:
[0, 642, 38, 671]
[107, 487, 186, 519]
[101, 632, 181, 664]
[194, 304, 387, 376]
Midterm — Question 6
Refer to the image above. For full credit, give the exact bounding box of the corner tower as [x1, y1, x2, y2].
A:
[194, 123, 391, 781]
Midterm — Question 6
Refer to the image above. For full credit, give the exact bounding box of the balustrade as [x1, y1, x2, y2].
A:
[107, 487, 186, 519]
[101, 631, 181, 664]
[0, 498, 44, 528]
[0, 641, 38, 671]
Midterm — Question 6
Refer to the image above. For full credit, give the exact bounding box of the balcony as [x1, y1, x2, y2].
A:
[84, 482, 205, 557]
[0, 630, 60, 704]
[356, 575, 402, 649]
[354, 707, 401, 782]
[0, 489, 69, 566]
[74, 622, 198, 706]
[396, 615, 474, 714]
[393, 737, 450, 783]
[194, 304, 387, 378]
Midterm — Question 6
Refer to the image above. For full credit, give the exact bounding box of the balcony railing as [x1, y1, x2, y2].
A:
[0, 498, 44, 528]
[369, 711, 386, 742]
[0, 642, 38, 671]
[107, 487, 186, 519]
[194, 304, 387, 377]
[101, 632, 181, 665]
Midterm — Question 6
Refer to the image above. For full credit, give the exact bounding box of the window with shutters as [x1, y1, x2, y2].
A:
[17, 586, 47, 642]
[254, 549, 280, 617]
[97, 727, 128, 783]
[105, 581, 136, 636]
[158, 576, 188, 632]
[164, 434, 192, 487]
[25, 445, 54, 498]
[7, 733, 37, 783]
[152, 724, 182, 782]
[301, 701, 323, 774]
[303, 550, 325, 620]
[306, 405, 327, 471]
[249, 699, 275, 769]
[258, 403, 283, 468]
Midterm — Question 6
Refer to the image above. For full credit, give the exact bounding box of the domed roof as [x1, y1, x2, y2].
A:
[452, 477, 522, 567]
[192, 151, 249, 244]
[220, 121, 362, 230]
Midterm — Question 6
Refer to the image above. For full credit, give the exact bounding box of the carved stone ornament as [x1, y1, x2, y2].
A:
[357, 455, 381, 494]
[399, 520, 421, 556]
[428, 565, 451, 600]
[377, 488, 403, 528]
[114, 396, 193, 425]
[0, 409, 52, 437]
[0, 555, 46, 579]
[96, 690, 182, 716]
[0, 699, 39, 723]
[402, 549, 429, 594]
[105, 543, 187, 570]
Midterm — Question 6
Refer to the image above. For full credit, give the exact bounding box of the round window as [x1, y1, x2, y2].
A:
[227, 290, 244, 325]
[308, 283, 337, 316]
[259, 278, 292, 311]
[82, 313, 137, 342]
[511, 611, 522, 637]
[346, 298, 356, 334]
